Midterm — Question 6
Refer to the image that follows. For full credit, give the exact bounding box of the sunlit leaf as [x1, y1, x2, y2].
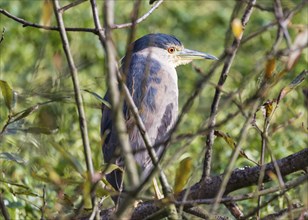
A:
[174, 155, 192, 193]
[96, 184, 110, 198]
[0, 80, 14, 112]
[262, 100, 276, 118]
[267, 171, 278, 181]
[231, 18, 243, 39]
[287, 28, 308, 71]
[41, 0, 53, 26]
[101, 163, 123, 175]
[265, 58, 276, 80]
[0, 152, 27, 164]
[277, 70, 308, 103]
[214, 130, 258, 165]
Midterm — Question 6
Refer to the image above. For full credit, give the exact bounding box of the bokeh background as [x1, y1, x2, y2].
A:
[0, 0, 307, 218]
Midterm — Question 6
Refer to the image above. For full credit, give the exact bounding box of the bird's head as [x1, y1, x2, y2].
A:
[131, 33, 218, 68]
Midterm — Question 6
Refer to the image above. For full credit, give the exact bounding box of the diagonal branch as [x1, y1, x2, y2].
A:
[52, 0, 94, 205]
[90, 0, 140, 218]
[202, 0, 256, 180]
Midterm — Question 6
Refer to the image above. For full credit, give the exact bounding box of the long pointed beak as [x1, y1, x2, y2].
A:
[177, 48, 218, 60]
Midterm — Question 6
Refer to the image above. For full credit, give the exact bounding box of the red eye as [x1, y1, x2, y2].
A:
[168, 47, 175, 54]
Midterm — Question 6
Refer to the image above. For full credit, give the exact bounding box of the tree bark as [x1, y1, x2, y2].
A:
[117, 148, 308, 219]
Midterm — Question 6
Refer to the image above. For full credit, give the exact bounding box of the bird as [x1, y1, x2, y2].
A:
[101, 33, 217, 199]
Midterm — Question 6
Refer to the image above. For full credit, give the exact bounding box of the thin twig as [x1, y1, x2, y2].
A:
[110, 1, 177, 218]
[0, 8, 97, 33]
[203, 0, 256, 179]
[58, 0, 88, 13]
[111, 0, 164, 29]
[274, 0, 292, 48]
[91, 0, 139, 218]
[52, 0, 95, 208]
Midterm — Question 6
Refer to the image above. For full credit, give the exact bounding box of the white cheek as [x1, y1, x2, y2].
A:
[173, 58, 192, 67]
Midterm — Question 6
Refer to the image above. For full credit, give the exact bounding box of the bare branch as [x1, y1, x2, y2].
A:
[203, 0, 256, 179]
[58, 0, 88, 13]
[111, 0, 164, 29]
[90, 0, 140, 218]
[0, 8, 97, 33]
[52, 0, 94, 207]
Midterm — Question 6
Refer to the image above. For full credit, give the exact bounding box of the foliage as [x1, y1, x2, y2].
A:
[0, 0, 307, 219]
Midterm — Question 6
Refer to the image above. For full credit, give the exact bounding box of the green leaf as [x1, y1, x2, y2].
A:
[101, 163, 123, 175]
[11, 104, 40, 123]
[23, 127, 58, 135]
[0, 152, 27, 164]
[174, 155, 192, 193]
[0, 80, 14, 111]
[214, 130, 258, 165]
[277, 70, 308, 103]
[83, 89, 111, 109]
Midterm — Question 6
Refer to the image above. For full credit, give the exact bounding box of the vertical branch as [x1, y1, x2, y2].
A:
[102, 0, 140, 192]
[52, 0, 95, 212]
[257, 107, 270, 218]
[202, 0, 256, 179]
[52, 0, 94, 177]
[89, 0, 140, 217]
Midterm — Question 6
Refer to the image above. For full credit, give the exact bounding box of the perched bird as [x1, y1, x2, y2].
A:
[101, 33, 217, 195]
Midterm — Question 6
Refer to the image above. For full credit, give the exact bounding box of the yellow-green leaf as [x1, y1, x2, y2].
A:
[101, 163, 123, 175]
[0, 80, 14, 111]
[231, 18, 243, 39]
[174, 155, 192, 193]
[214, 130, 258, 165]
[277, 70, 308, 103]
[41, 0, 53, 26]
[265, 58, 276, 80]
[262, 100, 275, 118]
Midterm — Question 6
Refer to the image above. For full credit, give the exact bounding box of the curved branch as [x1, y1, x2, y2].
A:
[111, 0, 164, 29]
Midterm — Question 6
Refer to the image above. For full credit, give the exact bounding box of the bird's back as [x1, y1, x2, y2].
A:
[101, 50, 178, 190]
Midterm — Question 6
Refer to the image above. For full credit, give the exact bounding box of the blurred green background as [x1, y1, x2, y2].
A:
[0, 0, 307, 218]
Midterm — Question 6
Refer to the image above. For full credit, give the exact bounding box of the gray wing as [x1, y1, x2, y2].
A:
[125, 54, 175, 170]
[101, 53, 176, 190]
[101, 91, 123, 191]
